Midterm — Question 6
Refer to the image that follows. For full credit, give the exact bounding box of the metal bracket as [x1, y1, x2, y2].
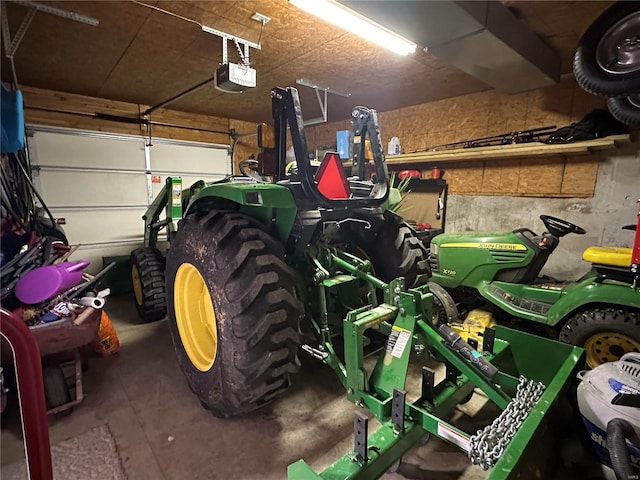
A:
[392, 388, 406, 431]
[484, 328, 496, 354]
[201, 25, 260, 66]
[445, 361, 460, 383]
[2, 1, 98, 86]
[295, 79, 351, 126]
[421, 367, 436, 405]
[354, 411, 368, 462]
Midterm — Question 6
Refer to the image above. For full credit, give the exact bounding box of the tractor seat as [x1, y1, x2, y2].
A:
[583, 246, 632, 268]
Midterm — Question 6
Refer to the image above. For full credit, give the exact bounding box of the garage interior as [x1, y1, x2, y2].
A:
[0, 1, 639, 480]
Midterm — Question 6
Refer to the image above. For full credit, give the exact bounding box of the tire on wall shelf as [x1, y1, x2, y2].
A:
[558, 307, 640, 368]
[607, 95, 640, 126]
[165, 210, 302, 418]
[573, 2, 640, 97]
[130, 247, 167, 322]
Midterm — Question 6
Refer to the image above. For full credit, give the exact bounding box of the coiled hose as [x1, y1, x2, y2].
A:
[606, 418, 638, 480]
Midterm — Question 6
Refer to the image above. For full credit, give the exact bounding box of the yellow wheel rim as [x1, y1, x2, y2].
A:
[584, 331, 640, 368]
[132, 264, 143, 306]
[174, 263, 218, 372]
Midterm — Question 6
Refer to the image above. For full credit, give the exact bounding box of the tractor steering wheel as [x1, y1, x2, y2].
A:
[540, 215, 586, 237]
[239, 159, 269, 183]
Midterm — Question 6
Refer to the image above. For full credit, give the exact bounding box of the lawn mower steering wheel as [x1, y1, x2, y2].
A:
[540, 215, 586, 237]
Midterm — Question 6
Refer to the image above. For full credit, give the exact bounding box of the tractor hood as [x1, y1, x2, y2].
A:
[430, 230, 528, 250]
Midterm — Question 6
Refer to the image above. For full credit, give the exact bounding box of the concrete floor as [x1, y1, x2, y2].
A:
[1, 294, 604, 480]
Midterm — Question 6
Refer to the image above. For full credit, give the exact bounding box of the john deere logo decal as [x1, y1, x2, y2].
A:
[442, 242, 528, 251]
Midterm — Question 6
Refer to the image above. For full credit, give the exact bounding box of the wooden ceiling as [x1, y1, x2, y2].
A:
[1, 1, 613, 124]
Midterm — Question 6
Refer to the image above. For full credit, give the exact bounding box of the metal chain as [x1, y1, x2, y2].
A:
[468, 375, 545, 470]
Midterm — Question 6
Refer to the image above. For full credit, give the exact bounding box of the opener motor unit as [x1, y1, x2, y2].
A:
[215, 63, 256, 92]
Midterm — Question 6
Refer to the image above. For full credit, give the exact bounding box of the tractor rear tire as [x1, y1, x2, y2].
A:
[359, 219, 431, 288]
[165, 210, 302, 417]
[130, 247, 167, 322]
[558, 307, 640, 368]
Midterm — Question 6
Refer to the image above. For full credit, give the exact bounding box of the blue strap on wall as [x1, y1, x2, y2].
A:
[1, 84, 26, 154]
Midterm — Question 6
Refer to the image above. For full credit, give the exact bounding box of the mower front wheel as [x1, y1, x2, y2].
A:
[130, 247, 167, 322]
[166, 210, 302, 417]
[558, 307, 640, 368]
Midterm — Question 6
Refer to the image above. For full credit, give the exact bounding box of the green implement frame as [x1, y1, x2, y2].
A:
[289, 248, 585, 480]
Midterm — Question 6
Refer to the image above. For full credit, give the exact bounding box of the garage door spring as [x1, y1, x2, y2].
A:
[468, 375, 545, 470]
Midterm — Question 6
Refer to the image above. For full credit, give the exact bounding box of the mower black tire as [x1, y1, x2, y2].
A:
[165, 210, 302, 418]
[607, 95, 640, 126]
[558, 307, 640, 368]
[573, 2, 640, 97]
[359, 219, 431, 289]
[130, 247, 167, 322]
[427, 282, 459, 326]
[42, 365, 72, 417]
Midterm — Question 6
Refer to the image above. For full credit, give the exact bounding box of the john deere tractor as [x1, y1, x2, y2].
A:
[131, 87, 584, 479]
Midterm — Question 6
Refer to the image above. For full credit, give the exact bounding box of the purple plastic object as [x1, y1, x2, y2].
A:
[15, 260, 90, 305]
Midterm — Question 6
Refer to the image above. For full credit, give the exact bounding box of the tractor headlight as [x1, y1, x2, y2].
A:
[430, 243, 438, 255]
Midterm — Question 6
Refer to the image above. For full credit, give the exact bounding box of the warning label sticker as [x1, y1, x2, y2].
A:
[390, 326, 411, 359]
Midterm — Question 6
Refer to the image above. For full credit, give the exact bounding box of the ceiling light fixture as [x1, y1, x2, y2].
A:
[289, 0, 417, 56]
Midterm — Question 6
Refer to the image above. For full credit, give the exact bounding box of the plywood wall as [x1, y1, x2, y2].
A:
[306, 76, 612, 197]
[21, 86, 231, 145]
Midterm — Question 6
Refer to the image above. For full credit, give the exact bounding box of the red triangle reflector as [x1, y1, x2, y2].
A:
[315, 152, 351, 200]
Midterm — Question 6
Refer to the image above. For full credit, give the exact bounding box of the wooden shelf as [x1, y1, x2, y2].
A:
[385, 134, 632, 166]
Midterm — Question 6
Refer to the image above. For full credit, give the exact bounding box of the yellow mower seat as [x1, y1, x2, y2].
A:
[583, 246, 632, 268]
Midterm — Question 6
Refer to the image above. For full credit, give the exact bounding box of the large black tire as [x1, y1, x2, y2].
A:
[573, 2, 640, 97]
[165, 210, 302, 417]
[607, 95, 640, 126]
[558, 307, 640, 368]
[130, 247, 167, 322]
[358, 218, 431, 289]
[42, 365, 72, 417]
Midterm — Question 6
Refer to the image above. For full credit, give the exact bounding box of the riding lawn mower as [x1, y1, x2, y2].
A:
[428, 210, 640, 369]
[130, 86, 584, 479]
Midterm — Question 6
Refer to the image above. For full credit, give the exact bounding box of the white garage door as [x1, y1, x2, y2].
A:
[28, 126, 230, 274]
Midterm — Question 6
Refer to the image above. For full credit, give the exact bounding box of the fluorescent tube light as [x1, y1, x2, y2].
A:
[289, 0, 417, 56]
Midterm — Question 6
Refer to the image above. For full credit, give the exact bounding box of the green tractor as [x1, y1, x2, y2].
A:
[428, 214, 640, 368]
[131, 87, 585, 479]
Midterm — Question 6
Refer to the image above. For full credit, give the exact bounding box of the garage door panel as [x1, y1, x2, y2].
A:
[51, 208, 146, 245]
[31, 131, 145, 170]
[151, 142, 229, 175]
[38, 170, 148, 207]
[68, 244, 140, 276]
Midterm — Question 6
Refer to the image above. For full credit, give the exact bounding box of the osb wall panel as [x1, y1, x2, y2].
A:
[21, 86, 230, 145]
[306, 76, 610, 198]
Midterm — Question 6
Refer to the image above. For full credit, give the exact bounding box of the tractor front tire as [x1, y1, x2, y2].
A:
[165, 211, 302, 417]
[130, 247, 167, 322]
[558, 307, 640, 368]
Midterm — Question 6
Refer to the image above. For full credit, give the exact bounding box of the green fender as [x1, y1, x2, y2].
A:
[185, 181, 298, 243]
[545, 273, 640, 326]
[479, 271, 640, 326]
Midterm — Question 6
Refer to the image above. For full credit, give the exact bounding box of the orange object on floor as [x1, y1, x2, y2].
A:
[90, 311, 120, 356]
